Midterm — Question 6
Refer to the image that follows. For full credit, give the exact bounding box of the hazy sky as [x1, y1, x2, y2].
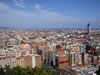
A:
[0, 0, 100, 29]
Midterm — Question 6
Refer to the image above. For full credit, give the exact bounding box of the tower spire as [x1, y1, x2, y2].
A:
[88, 21, 89, 24]
[88, 21, 90, 25]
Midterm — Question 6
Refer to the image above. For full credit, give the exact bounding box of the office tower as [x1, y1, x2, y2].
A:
[87, 22, 91, 35]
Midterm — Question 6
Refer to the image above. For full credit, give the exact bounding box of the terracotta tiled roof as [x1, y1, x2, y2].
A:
[7, 56, 16, 58]
[16, 56, 23, 60]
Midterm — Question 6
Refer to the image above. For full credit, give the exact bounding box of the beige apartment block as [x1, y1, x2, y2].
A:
[24, 54, 42, 68]
[58, 56, 69, 69]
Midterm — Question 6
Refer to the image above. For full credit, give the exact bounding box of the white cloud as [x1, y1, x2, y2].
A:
[0, 3, 11, 10]
[34, 4, 42, 9]
[13, 0, 26, 8]
[0, 3, 96, 28]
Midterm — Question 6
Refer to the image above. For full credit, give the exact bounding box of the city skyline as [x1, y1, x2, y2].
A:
[0, 0, 100, 29]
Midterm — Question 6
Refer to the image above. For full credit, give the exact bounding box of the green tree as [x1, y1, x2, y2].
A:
[0, 66, 61, 75]
[40, 72, 48, 75]
[0, 66, 5, 75]
[5, 65, 15, 75]
[13, 66, 25, 75]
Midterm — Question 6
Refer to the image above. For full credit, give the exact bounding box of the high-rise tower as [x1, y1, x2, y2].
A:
[87, 22, 91, 35]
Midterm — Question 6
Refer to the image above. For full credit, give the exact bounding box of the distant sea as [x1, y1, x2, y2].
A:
[0, 26, 100, 30]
